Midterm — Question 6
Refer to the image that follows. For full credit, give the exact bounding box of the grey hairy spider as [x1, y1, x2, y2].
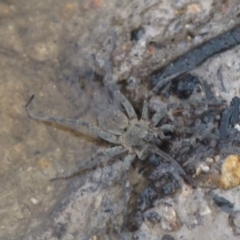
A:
[25, 90, 195, 186]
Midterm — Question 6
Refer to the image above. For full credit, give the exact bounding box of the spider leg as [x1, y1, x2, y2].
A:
[152, 108, 167, 127]
[25, 95, 120, 144]
[123, 153, 136, 170]
[121, 153, 136, 229]
[148, 71, 187, 99]
[114, 91, 138, 120]
[141, 100, 149, 121]
[152, 146, 196, 187]
[51, 146, 127, 181]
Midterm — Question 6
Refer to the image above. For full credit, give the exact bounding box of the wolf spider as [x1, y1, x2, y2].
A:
[25, 89, 195, 186]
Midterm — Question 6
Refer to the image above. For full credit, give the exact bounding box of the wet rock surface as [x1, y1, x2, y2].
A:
[1, 0, 240, 240]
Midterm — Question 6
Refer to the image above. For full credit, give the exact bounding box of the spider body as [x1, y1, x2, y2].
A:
[25, 90, 195, 186]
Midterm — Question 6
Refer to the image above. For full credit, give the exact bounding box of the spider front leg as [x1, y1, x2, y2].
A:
[141, 100, 150, 121]
[25, 95, 120, 144]
[114, 91, 138, 120]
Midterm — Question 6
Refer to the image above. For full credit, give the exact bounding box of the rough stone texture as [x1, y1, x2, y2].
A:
[1, 0, 240, 239]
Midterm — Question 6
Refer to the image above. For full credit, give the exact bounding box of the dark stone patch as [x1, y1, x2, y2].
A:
[220, 96, 240, 138]
[161, 234, 175, 240]
[213, 194, 234, 213]
[151, 24, 240, 88]
[126, 210, 143, 232]
[145, 210, 161, 224]
[170, 74, 201, 99]
[130, 26, 145, 41]
[52, 223, 68, 239]
[137, 186, 158, 211]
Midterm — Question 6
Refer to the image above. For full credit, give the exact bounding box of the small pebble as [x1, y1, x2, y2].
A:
[200, 164, 210, 173]
[185, 3, 202, 15]
[159, 204, 181, 231]
[196, 163, 209, 175]
[214, 155, 220, 162]
[206, 157, 214, 163]
[28, 41, 58, 62]
[30, 198, 39, 205]
[234, 124, 240, 131]
[219, 155, 240, 189]
[90, 236, 98, 240]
